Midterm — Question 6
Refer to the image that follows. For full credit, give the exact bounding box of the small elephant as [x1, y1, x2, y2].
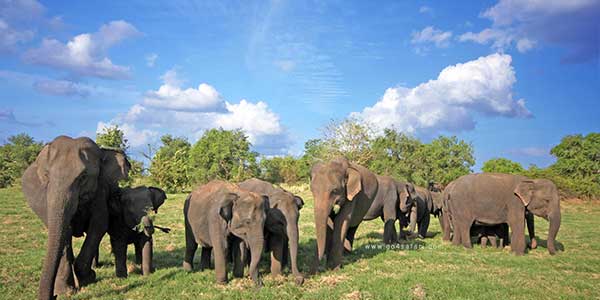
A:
[107, 186, 167, 277]
[406, 186, 438, 239]
[183, 180, 268, 286]
[237, 178, 304, 285]
[470, 223, 509, 248]
[21, 136, 130, 299]
[363, 176, 417, 244]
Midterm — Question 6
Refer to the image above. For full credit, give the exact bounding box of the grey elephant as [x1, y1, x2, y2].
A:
[183, 180, 268, 286]
[406, 186, 439, 239]
[444, 173, 561, 255]
[237, 178, 304, 285]
[310, 157, 378, 271]
[363, 176, 417, 244]
[107, 186, 167, 277]
[21, 136, 130, 299]
[470, 223, 509, 248]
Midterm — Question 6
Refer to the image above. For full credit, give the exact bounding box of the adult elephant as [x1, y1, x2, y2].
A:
[445, 173, 561, 255]
[406, 186, 438, 239]
[21, 136, 130, 299]
[310, 157, 378, 271]
[183, 180, 268, 286]
[238, 178, 304, 285]
[363, 176, 416, 244]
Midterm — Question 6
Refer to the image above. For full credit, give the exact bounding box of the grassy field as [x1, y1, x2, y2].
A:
[1, 185, 599, 300]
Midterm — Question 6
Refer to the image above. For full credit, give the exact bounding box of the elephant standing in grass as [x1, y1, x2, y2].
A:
[238, 178, 304, 285]
[363, 176, 416, 244]
[310, 157, 378, 271]
[21, 136, 130, 299]
[183, 180, 268, 286]
[108, 186, 167, 277]
[444, 173, 561, 255]
[470, 223, 509, 248]
[406, 186, 439, 239]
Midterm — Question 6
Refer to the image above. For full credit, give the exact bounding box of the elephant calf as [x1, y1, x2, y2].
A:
[108, 186, 167, 277]
[183, 180, 268, 286]
[406, 186, 439, 239]
[238, 178, 304, 285]
[470, 224, 509, 248]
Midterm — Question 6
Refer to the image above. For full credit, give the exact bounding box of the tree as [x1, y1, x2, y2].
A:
[420, 136, 475, 186]
[550, 133, 600, 180]
[188, 129, 258, 184]
[482, 158, 525, 174]
[96, 125, 129, 151]
[149, 135, 191, 193]
[319, 117, 375, 165]
[259, 156, 302, 184]
[369, 129, 423, 182]
[0, 133, 44, 187]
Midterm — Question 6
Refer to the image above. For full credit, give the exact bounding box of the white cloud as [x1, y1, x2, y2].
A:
[419, 6, 433, 15]
[146, 53, 158, 67]
[143, 69, 226, 112]
[412, 26, 452, 47]
[460, 0, 599, 63]
[351, 53, 531, 135]
[98, 70, 289, 154]
[0, 18, 34, 51]
[23, 20, 140, 79]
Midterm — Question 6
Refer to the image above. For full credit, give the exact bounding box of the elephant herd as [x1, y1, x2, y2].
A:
[22, 136, 562, 299]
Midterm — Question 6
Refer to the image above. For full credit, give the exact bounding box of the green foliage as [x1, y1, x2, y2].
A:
[96, 125, 129, 151]
[482, 158, 525, 174]
[550, 133, 600, 181]
[188, 129, 258, 184]
[0, 134, 43, 188]
[259, 155, 304, 184]
[319, 117, 375, 165]
[369, 130, 475, 186]
[149, 135, 191, 193]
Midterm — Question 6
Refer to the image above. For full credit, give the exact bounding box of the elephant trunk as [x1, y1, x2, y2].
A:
[141, 216, 154, 237]
[314, 194, 333, 266]
[247, 233, 264, 286]
[546, 207, 561, 255]
[39, 183, 75, 300]
[285, 212, 303, 285]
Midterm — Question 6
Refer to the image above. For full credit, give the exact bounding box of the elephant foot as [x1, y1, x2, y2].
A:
[294, 275, 304, 286]
[183, 261, 193, 272]
[76, 269, 96, 286]
[54, 279, 77, 296]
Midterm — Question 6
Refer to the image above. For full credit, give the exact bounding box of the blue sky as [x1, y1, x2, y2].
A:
[1, 0, 599, 170]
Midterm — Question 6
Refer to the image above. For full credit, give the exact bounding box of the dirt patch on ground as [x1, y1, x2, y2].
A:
[411, 283, 427, 300]
[319, 274, 349, 286]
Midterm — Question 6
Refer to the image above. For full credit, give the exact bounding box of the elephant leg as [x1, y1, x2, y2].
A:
[345, 226, 359, 252]
[488, 235, 498, 248]
[382, 201, 398, 244]
[141, 236, 153, 275]
[183, 227, 198, 272]
[54, 236, 77, 296]
[408, 205, 417, 235]
[134, 239, 143, 266]
[441, 212, 452, 241]
[269, 234, 284, 276]
[231, 238, 245, 278]
[417, 213, 430, 239]
[480, 236, 488, 248]
[508, 216, 526, 255]
[91, 247, 100, 269]
[199, 247, 212, 271]
[453, 220, 472, 249]
[282, 240, 289, 270]
[111, 237, 128, 278]
[329, 203, 353, 270]
[526, 212, 537, 249]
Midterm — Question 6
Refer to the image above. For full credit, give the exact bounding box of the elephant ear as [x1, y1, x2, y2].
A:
[294, 195, 304, 210]
[35, 144, 51, 186]
[149, 186, 167, 213]
[219, 192, 238, 222]
[514, 180, 535, 207]
[346, 167, 362, 201]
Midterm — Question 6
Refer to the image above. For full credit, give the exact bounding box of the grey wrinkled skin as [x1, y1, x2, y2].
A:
[107, 186, 167, 278]
[21, 136, 130, 300]
[363, 176, 417, 244]
[443, 173, 560, 255]
[310, 157, 378, 272]
[183, 180, 267, 286]
[238, 178, 305, 285]
[406, 186, 436, 239]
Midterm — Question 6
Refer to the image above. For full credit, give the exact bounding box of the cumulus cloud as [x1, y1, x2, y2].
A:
[23, 20, 140, 79]
[460, 0, 600, 63]
[143, 69, 226, 112]
[0, 18, 34, 51]
[351, 53, 531, 135]
[411, 26, 452, 54]
[98, 70, 289, 154]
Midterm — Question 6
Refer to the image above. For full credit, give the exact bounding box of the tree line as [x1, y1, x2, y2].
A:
[1, 120, 598, 199]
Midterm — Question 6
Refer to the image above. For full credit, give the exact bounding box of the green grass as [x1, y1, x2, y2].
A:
[1, 185, 599, 299]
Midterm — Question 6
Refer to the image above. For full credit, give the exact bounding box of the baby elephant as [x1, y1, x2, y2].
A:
[406, 186, 439, 239]
[470, 223, 509, 248]
[108, 186, 167, 277]
[183, 180, 268, 286]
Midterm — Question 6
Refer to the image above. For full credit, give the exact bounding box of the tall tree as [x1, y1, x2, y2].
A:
[482, 158, 525, 174]
[149, 135, 191, 193]
[96, 125, 129, 151]
[0, 133, 44, 187]
[319, 117, 375, 165]
[188, 128, 258, 184]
